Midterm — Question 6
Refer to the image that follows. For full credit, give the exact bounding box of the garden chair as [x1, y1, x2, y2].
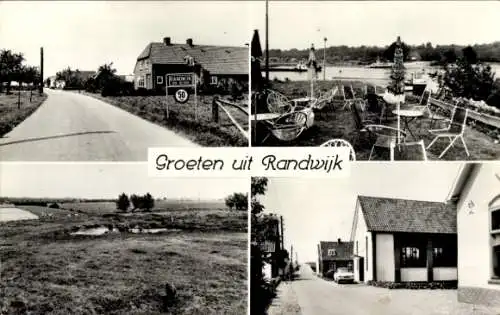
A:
[390, 140, 428, 161]
[407, 89, 432, 116]
[320, 138, 356, 161]
[311, 86, 338, 111]
[426, 105, 470, 159]
[342, 85, 363, 111]
[266, 89, 295, 114]
[260, 111, 308, 143]
[351, 102, 406, 160]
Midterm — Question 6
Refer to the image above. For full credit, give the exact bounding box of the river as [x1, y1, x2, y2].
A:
[264, 61, 500, 87]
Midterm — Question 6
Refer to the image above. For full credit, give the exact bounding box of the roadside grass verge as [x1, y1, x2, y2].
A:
[0, 91, 47, 136]
[257, 80, 500, 160]
[83, 92, 248, 147]
[1, 206, 247, 314]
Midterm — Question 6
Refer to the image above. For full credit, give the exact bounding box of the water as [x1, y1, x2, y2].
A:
[0, 208, 39, 222]
[71, 226, 114, 236]
[129, 228, 180, 234]
[265, 62, 500, 87]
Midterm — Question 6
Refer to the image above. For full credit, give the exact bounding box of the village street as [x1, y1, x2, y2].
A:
[267, 264, 500, 315]
[0, 89, 197, 161]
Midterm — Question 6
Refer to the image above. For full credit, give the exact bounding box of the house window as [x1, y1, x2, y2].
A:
[491, 200, 500, 278]
[138, 76, 145, 88]
[157, 76, 163, 85]
[210, 76, 218, 85]
[433, 235, 457, 267]
[400, 236, 426, 268]
[356, 241, 358, 255]
[327, 249, 337, 256]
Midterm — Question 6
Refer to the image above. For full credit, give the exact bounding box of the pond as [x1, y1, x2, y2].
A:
[0, 208, 39, 222]
[70, 226, 181, 236]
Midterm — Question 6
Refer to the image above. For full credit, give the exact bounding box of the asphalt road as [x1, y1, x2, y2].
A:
[0, 89, 198, 161]
[268, 264, 499, 315]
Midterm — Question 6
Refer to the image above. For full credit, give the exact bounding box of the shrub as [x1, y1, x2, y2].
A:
[116, 193, 130, 212]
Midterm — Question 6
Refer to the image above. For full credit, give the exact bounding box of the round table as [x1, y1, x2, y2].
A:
[392, 109, 423, 140]
[251, 113, 281, 121]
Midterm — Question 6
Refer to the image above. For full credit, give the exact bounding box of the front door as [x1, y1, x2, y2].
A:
[359, 257, 365, 282]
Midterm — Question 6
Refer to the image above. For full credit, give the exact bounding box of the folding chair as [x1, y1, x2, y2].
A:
[426, 106, 470, 159]
[320, 138, 356, 161]
[342, 85, 363, 111]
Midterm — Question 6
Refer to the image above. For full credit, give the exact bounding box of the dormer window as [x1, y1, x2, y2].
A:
[327, 249, 337, 256]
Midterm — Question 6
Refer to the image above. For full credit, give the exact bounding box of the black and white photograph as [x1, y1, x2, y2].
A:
[0, 164, 248, 314]
[250, 163, 500, 314]
[0, 1, 251, 162]
[250, 1, 500, 161]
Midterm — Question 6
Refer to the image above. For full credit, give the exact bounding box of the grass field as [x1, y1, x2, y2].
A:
[0, 90, 47, 136]
[255, 80, 500, 160]
[83, 92, 248, 147]
[0, 204, 247, 314]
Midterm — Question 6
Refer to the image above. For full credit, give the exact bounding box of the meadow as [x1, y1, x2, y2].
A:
[0, 90, 47, 136]
[0, 201, 247, 314]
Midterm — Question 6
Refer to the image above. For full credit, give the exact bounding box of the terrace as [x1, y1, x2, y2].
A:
[252, 80, 500, 161]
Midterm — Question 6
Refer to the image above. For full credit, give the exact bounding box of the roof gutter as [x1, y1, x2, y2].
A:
[445, 163, 480, 205]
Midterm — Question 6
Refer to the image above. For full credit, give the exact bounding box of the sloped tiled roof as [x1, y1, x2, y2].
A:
[137, 42, 248, 76]
[319, 241, 353, 261]
[358, 196, 456, 234]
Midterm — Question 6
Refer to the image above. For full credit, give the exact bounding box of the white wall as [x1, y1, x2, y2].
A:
[376, 233, 395, 282]
[433, 267, 457, 281]
[457, 164, 500, 290]
[352, 202, 373, 282]
[401, 268, 427, 282]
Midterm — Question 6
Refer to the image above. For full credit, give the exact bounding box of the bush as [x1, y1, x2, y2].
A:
[367, 280, 458, 290]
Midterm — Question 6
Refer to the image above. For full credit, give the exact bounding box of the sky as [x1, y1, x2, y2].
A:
[0, 1, 254, 78]
[2, 2, 499, 79]
[259, 162, 465, 263]
[250, 1, 500, 50]
[0, 163, 248, 200]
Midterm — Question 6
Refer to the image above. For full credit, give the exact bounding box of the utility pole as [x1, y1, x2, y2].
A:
[39, 47, 44, 94]
[323, 37, 327, 81]
[280, 215, 284, 251]
[265, 0, 269, 84]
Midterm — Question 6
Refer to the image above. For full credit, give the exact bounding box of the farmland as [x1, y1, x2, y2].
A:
[0, 201, 247, 314]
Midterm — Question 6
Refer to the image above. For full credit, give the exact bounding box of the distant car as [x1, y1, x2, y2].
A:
[333, 267, 354, 284]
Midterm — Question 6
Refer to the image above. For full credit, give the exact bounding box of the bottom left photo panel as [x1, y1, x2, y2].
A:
[0, 163, 249, 315]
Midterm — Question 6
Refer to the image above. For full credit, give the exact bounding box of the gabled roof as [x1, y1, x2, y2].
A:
[319, 241, 353, 261]
[357, 195, 456, 234]
[137, 42, 248, 76]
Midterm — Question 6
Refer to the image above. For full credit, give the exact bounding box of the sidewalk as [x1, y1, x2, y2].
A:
[267, 280, 302, 315]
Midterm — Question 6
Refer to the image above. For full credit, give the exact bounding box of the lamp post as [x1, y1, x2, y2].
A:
[323, 37, 327, 81]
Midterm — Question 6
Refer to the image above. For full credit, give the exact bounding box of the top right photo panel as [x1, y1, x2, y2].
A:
[250, 1, 500, 161]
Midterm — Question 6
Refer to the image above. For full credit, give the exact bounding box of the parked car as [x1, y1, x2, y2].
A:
[333, 267, 354, 284]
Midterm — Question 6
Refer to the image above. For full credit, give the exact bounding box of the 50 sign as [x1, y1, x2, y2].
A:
[174, 88, 189, 103]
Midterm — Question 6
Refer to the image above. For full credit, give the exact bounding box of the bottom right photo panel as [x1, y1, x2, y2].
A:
[251, 163, 500, 315]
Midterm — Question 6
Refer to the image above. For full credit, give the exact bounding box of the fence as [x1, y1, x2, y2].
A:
[211, 96, 249, 140]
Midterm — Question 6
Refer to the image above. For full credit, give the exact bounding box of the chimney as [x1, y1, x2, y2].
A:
[186, 38, 193, 47]
[338, 238, 341, 243]
[163, 37, 171, 46]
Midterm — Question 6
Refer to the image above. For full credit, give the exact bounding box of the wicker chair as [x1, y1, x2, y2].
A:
[320, 138, 356, 161]
[261, 111, 308, 143]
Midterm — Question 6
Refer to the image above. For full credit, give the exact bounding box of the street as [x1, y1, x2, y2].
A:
[267, 264, 500, 315]
[0, 89, 198, 161]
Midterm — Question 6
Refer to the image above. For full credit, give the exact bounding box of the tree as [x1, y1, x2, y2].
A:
[143, 193, 155, 211]
[442, 46, 495, 101]
[116, 193, 130, 211]
[0, 49, 25, 93]
[251, 177, 268, 214]
[383, 38, 410, 62]
[130, 194, 140, 211]
[387, 36, 406, 96]
[225, 192, 248, 210]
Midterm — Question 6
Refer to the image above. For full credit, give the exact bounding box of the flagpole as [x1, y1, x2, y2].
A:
[265, 0, 269, 84]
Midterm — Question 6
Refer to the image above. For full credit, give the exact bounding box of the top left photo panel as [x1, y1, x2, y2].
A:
[0, 1, 251, 161]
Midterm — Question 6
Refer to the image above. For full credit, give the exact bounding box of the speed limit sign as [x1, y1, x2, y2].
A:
[174, 89, 189, 103]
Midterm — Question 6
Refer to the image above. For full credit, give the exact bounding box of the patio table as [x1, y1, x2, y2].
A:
[392, 109, 423, 140]
[292, 97, 316, 107]
[251, 113, 281, 121]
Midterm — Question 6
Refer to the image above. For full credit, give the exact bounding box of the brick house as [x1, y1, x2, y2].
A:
[350, 195, 458, 284]
[449, 163, 500, 307]
[316, 239, 354, 278]
[133, 37, 248, 93]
